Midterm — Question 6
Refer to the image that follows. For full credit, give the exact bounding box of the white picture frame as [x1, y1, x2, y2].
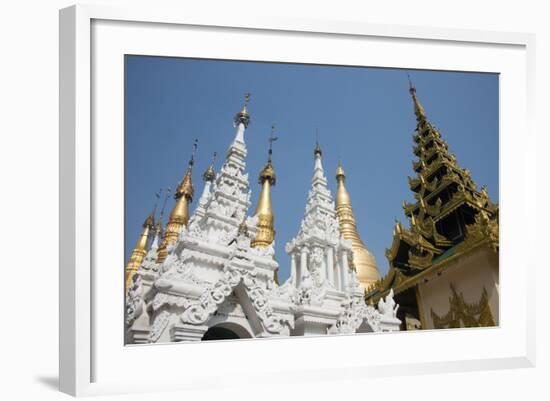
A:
[59, 4, 536, 397]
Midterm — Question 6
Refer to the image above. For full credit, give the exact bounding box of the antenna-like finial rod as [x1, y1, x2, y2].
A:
[314, 128, 322, 157]
[407, 73, 415, 93]
[189, 138, 198, 166]
[268, 125, 278, 162]
[152, 188, 161, 216]
[160, 187, 171, 219]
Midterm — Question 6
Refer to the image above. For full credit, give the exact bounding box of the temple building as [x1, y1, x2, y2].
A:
[124, 96, 400, 343]
[365, 81, 499, 330]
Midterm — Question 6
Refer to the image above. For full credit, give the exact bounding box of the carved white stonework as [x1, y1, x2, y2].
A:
[125, 115, 401, 343]
[281, 149, 388, 336]
[378, 288, 399, 319]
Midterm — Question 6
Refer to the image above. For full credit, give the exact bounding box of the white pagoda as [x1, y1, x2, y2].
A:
[125, 96, 400, 343]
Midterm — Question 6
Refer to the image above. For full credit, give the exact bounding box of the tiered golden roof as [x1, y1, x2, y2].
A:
[366, 80, 499, 302]
[157, 141, 197, 262]
[335, 161, 380, 290]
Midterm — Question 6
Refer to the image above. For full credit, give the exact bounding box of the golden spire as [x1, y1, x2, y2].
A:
[251, 126, 277, 248]
[157, 140, 197, 262]
[335, 160, 380, 289]
[125, 196, 158, 290]
[408, 74, 427, 122]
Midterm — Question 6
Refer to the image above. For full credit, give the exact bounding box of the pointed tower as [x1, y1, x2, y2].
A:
[283, 142, 367, 336]
[135, 94, 297, 343]
[251, 126, 277, 248]
[285, 142, 353, 291]
[382, 79, 498, 273]
[187, 92, 254, 243]
[366, 78, 499, 329]
[335, 161, 380, 290]
[125, 210, 155, 290]
[157, 141, 197, 262]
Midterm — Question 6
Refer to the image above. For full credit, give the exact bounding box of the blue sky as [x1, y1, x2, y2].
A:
[125, 56, 499, 279]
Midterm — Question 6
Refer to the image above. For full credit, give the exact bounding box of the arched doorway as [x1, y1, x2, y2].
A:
[201, 322, 253, 341]
[201, 326, 240, 341]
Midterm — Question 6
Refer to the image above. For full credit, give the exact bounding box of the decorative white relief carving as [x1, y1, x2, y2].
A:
[125, 274, 145, 326]
[378, 289, 399, 319]
[149, 309, 171, 342]
[249, 242, 275, 257]
[127, 113, 400, 344]
[331, 296, 381, 334]
[140, 244, 160, 274]
[176, 263, 291, 334]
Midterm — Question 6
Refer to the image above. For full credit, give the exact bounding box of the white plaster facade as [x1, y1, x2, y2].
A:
[125, 113, 400, 344]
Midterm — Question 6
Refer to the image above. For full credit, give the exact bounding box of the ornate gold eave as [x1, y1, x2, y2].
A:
[385, 232, 404, 262]
[366, 267, 407, 296]
[404, 190, 494, 226]
[385, 224, 441, 263]
[369, 234, 497, 304]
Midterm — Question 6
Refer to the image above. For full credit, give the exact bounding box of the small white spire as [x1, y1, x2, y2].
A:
[312, 142, 326, 186]
[233, 93, 251, 144]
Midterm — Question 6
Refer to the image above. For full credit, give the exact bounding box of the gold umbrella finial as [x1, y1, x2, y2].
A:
[202, 151, 217, 182]
[407, 73, 427, 121]
[157, 140, 197, 262]
[234, 92, 251, 127]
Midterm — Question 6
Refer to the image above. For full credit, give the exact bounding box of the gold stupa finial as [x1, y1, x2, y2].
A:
[175, 139, 197, 201]
[251, 126, 278, 248]
[157, 141, 198, 262]
[258, 125, 278, 185]
[408, 74, 427, 122]
[234, 92, 251, 128]
[335, 159, 380, 290]
[336, 159, 346, 181]
[125, 194, 158, 290]
[202, 151, 217, 182]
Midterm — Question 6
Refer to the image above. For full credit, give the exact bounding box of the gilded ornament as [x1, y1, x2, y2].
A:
[157, 141, 197, 262]
[335, 160, 380, 289]
[430, 284, 495, 329]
